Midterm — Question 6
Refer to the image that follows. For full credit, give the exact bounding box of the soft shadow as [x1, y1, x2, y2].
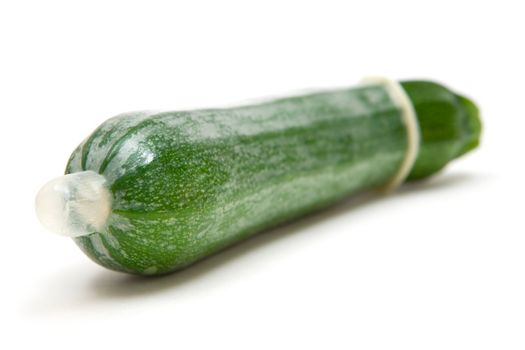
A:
[27, 171, 485, 314]
[397, 171, 481, 195]
[90, 171, 484, 299]
[90, 191, 382, 298]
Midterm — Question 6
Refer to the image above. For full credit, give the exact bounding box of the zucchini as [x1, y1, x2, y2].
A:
[35, 79, 481, 275]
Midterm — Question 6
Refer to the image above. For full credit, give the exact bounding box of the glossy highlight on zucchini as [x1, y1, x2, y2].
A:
[36, 79, 481, 275]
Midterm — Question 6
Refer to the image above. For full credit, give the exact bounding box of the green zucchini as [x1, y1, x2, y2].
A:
[35, 79, 481, 275]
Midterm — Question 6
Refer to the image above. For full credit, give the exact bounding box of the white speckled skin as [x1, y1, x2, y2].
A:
[34, 77, 483, 275]
[64, 85, 411, 274]
[62, 86, 406, 274]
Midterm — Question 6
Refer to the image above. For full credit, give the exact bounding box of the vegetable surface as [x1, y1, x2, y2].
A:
[47, 80, 481, 275]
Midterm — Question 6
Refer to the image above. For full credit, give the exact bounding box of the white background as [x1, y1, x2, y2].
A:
[1, 1, 524, 349]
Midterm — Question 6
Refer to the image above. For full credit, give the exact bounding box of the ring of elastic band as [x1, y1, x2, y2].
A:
[361, 77, 421, 192]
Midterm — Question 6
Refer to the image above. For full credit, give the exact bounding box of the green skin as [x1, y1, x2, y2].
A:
[65, 80, 481, 275]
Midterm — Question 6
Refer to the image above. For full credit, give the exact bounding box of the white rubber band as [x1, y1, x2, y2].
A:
[361, 77, 420, 192]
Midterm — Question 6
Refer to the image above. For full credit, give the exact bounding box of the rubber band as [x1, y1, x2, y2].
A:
[361, 77, 420, 192]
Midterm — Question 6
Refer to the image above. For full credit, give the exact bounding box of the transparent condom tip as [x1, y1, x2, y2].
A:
[35, 171, 112, 237]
